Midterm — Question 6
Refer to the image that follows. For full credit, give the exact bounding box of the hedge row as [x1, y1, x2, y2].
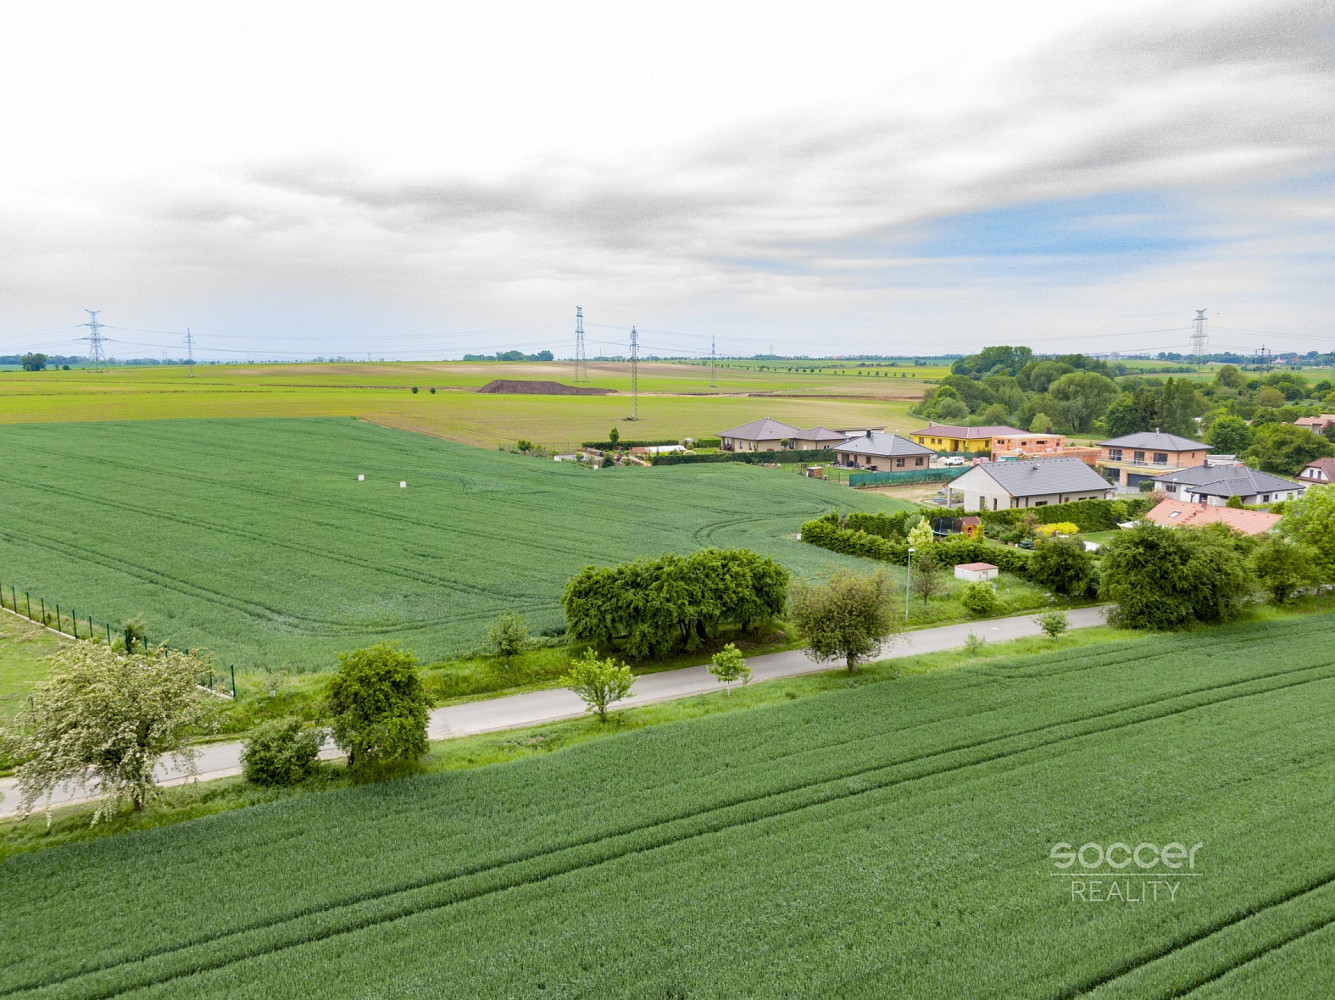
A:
[974, 497, 1152, 533]
[581, 438, 680, 449]
[800, 513, 1033, 576]
[649, 449, 836, 466]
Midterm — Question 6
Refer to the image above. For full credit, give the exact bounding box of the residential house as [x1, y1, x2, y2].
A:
[908, 422, 1027, 454]
[1294, 414, 1335, 434]
[1151, 462, 1304, 506]
[1097, 431, 1210, 488]
[833, 432, 934, 472]
[947, 458, 1115, 512]
[717, 418, 802, 452]
[790, 427, 848, 451]
[1297, 457, 1335, 487]
[1143, 499, 1281, 536]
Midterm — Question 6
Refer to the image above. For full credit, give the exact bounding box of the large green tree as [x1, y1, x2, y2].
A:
[1280, 485, 1335, 581]
[1047, 371, 1119, 433]
[1155, 378, 1208, 437]
[1027, 537, 1094, 596]
[2, 643, 216, 821]
[788, 570, 898, 671]
[1100, 523, 1252, 629]
[1204, 414, 1254, 455]
[1245, 424, 1335, 476]
[325, 642, 429, 767]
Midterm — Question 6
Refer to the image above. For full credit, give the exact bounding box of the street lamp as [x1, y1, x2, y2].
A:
[905, 546, 914, 620]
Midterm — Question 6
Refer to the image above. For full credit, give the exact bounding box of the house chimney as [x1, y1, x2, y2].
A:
[866, 429, 872, 438]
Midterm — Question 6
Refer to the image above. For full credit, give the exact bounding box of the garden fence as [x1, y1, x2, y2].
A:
[0, 577, 234, 697]
[848, 467, 968, 488]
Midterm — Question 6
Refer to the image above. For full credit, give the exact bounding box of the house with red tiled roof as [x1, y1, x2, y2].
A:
[1142, 500, 1281, 536]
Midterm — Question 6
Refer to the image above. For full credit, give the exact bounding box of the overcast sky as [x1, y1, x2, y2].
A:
[2, 0, 1332, 361]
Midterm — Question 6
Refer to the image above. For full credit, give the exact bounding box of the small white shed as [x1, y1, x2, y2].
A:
[954, 562, 999, 583]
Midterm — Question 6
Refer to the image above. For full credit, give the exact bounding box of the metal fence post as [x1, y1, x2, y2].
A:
[231, 664, 236, 699]
[40, 598, 45, 624]
[26, 592, 31, 619]
[72, 612, 77, 639]
[55, 604, 60, 632]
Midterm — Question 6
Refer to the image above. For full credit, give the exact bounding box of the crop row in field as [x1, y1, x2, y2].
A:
[4, 614, 1335, 998]
[0, 419, 907, 669]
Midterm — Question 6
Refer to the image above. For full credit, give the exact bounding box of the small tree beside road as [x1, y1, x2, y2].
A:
[1, 642, 216, 822]
[488, 610, 529, 668]
[241, 717, 324, 786]
[562, 649, 635, 721]
[1035, 610, 1070, 642]
[788, 570, 898, 671]
[708, 643, 751, 695]
[325, 642, 429, 768]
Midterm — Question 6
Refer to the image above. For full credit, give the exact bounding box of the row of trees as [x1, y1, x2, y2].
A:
[925, 347, 1335, 454]
[562, 548, 788, 660]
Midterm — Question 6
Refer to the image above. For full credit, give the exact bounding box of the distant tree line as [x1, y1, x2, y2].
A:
[462, 350, 555, 361]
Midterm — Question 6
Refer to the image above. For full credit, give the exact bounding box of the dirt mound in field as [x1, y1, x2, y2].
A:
[477, 379, 615, 395]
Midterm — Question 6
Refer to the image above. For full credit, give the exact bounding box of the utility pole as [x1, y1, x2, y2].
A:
[1254, 345, 1272, 371]
[629, 326, 639, 420]
[575, 306, 587, 382]
[1190, 309, 1208, 362]
[79, 309, 107, 370]
[184, 327, 196, 376]
[710, 333, 717, 388]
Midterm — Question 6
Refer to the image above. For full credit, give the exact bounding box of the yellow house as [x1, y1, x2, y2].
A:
[908, 422, 1026, 453]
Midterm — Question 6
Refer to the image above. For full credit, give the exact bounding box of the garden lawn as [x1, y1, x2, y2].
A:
[3, 614, 1335, 998]
[0, 418, 910, 670]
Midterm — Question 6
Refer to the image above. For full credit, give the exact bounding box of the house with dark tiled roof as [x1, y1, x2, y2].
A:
[1150, 462, 1304, 506]
[1097, 431, 1210, 488]
[833, 432, 934, 472]
[717, 418, 801, 452]
[947, 458, 1114, 512]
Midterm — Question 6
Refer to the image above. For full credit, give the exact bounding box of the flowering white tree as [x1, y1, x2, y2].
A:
[2, 642, 216, 823]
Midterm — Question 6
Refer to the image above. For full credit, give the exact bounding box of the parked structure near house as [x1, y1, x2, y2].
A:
[954, 562, 999, 582]
[959, 515, 983, 538]
[1151, 462, 1304, 506]
[1097, 431, 1210, 488]
[1294, 414, 1335, 434]
[909, 422, 1027, 453]
[948, 458, 1115, 512]
[1143, 499, 1281, 535]
[1297, 457, 1335, 487]
[833, 432, 934, 472]
[990, 432, 1101, 466]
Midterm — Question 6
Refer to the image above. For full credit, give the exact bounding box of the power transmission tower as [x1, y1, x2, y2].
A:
[710, 334, 717, 388]
[1190, 309, 1208, 361]
[78, 309, 107, 370]
[629, 326, 639, 420]
[184, 327, 196, 377]
[574, 306, 587, 382]
[1253, 345, 1272, 371]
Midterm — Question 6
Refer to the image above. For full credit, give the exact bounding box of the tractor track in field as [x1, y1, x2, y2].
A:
[1058, 870, 1335, 999]
[9, 656, 1335, 1000]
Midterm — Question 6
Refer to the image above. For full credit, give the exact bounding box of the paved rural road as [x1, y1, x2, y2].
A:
[0, 606, 1108, 817]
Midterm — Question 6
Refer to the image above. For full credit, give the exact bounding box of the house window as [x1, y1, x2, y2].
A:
[1154, 452, 1168, 464]
[1262, 494, 1270, 502]
[1133, 450, 1146, 463]
[992, 498, 998, 511]
[1107, 449, 1123, 461]
[895, 458, 904, 468]
[915, 457, 924, 467]
[1034, 500, 1048, 506]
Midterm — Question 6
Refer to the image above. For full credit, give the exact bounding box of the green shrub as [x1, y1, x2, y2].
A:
[241, 717, 324, 786]
[1027, 537, 1095, 596]
[960, 581, 1000, 617]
